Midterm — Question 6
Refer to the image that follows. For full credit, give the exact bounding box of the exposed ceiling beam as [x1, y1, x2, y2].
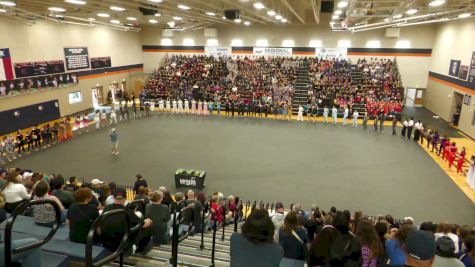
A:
[280, 0, 306, 24]
[311, 0, 321, 24]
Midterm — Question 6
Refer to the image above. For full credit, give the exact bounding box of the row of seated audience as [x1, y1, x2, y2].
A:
[140, 55, 301, 112]
[0, 167, 473, 267]
[308, 58, 403, 116]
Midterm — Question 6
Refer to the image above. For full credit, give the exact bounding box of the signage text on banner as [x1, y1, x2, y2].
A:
[205, 46, 231, 57]
[253, 47, 293, 56]
[64, 47, 90, 71]
[315, 48, 348, 58]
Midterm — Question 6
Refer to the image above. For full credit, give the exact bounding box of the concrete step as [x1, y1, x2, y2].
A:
[158, 245, 230, 262]
[144, 250, 229, 267]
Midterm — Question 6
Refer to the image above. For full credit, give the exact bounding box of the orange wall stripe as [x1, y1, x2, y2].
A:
[79, 67, 143, 80]
[428, 76, 474, 95]
[231, 51, 253, 54]
[347, 52, 431, 57]
[293, 51, 315, 55]
[143, 49, 204, 53]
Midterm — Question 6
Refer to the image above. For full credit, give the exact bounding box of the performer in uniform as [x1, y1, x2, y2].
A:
[331, 106, 338, 125]
[165, 98, 171, 112]
[158, 98, 164, 112]
[323, 106, 329, 123]
[297, 105, 304, 122]
[191, 99, 196, 114]
[352, 110, 358, 128]
[362, 112, 368, 129]
[342, 106, 349, 126]
[172, 99, 178, 113]
[178, 99, 184, 114]
[407, 117, 414, 139]
[401, 118, 408, 137]
[456, 147, 466, 174]
[184, 99, 190, 113]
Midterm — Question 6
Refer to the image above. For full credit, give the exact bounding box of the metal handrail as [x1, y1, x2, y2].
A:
[125, 199, 145, 234]
[86, 209, 130, 267]
[4, 199, 61, 266]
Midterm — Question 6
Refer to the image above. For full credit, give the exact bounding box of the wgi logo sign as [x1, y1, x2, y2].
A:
[253, 47, 293, 56]
[179, 177, 197, 186]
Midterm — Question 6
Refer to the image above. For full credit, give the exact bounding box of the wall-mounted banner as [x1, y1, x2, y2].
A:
[468, 52, 475, 85]
[315, 48, 348, 58]
[448, 59, 461, 77]
[253, 47, 293, 56]
[205, 46, 231, 57]
[64, 47, 90, 71]
[14, 60, 65, 78]
[0, 48, 14, 81]
[91, 57, 112, 69]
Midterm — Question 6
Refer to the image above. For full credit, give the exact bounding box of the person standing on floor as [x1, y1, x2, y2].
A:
[373, 114, 379, 131]
[297, 105, 304, 122]
[456, 147, 466, 174]
[191, 99, 196, 114]
[94, 110, 100, 130]
[184, 99, 190, 113]
[110, 109, 118, 125]
[331, 106, 338, 125]
[109, 128, 119, 155]
[414, 120, 422, 142]
[432, 131, 440, 152]
[158, 98, 164, 112]
[379, 112, 384, 132]
[352, 110, 359, 128]
[323, 106, 329, 123]
[342, 106, 349, 126]
[425, 129, 433, 149]
[172, 99, 177, 114]
[407, 117, 414, 139]
[100, 110, 108, 128]
[149, 101, 155, 114]
[392, 117, 398, 135]
[401, 118, 408, 137]
[362, 111, 368, 129]
[466, 156, 475, 189]
[178, 99, 184, 114]
[165, 98, 171, 112]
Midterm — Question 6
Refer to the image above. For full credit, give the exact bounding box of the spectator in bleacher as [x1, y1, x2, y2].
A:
[432, 236, 465, 267]
[227, 195, 237, 223]
[159, 186, 174, 207]
[100, 187, 153, 255]
[3, 172, 31, 213]
[303, 208, 324, 241]
[134, 186, 150, 205]
[357, 219, 385, 266]
[328, 211, 361, 266]
[278, 211, 309, 261]
[0, 167, 7, 190]
[32, 180, 66, 226]
[308, 225, 340, 267]
[67, 188, 99, 244]
[133, 174, 148, 194]
[386, 224, 415, 265]
[435, 222, 460, 254]
[181, 189, 203, 233]
[90, 179, 106, 204]
[210, 194, 224, 226]
[145, 191, 171, 246]
[64, 176, 79, 192]
[230, 209, 283, 267]
[459, 236, 475, 267]
[351, 210, 364, 234]
[51, 175, 75, 209]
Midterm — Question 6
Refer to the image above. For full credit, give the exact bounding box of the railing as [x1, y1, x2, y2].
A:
[169, 201, 197, 267]
[4, 199, 61, 266]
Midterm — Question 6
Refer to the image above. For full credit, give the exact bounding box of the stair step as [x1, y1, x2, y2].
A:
[158, 245, 230, 261]
[143, 250, 229, 267]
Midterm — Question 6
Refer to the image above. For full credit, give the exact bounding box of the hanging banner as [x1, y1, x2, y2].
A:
[253, 47, 292, 56]
[315, 48, 348, 58]
[205, 46, 231, 57]
[64, 47, 90, 71]
[468, 51, 475, 85]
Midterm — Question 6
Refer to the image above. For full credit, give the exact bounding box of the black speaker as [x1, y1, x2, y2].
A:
[224, 10, 240, 20]
[139, 7, 158, 16]
[321, 1, 335, 13]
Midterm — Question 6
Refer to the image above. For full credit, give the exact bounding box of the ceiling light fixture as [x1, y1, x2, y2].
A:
[88, 17, 95, 21]
[110, 19, 120, 24]
[56, 15, 63, 18]
[177, 4, 190, 10]
[0, 8, 6, 12]
[48, 7, 66, 12]
[222, 16, 226, 19]
[234, 18, 242, 23]
[253, 2, 265, 9]
[429, 0, 445, 7]
[149, 19, 158, 23]
[393, 14, 403, 19]
[281, 18, 287, 23]
[383, 18, 390, 22]
[244, 21, 250, 26]
[275, 15, 282, 20]
[206, 12, 216, 16]
[335, 10, 342, 15]
[110, 6, 125, 11]
[267, 10, 276, 16]
[337, 1, 348, 8]
[126, 17, 137, 21]
[0, 1, 15, 6]
[149, 0, 163, 2]
[458, 13, 471, 18]
[65, 0, 87, 4]
[406, 9, 418, 15]
[97, 13, 110, 17]
[332, 15, 339, 19]
[155, 13, 161, 17]
[173, 16, 182, 20]
[167, 21, 175, 27]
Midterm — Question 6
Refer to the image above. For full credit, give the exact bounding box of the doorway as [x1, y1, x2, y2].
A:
[92, 86, 104, 109]
[451, 92, 463, 125]
[405, 88, 417, 107]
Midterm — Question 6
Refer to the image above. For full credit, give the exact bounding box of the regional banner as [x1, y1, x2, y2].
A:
[253, 47, 292, 56]
[468, 51, 475, 85]
[205, 46, 231, 57]
[315, 48, 348, 58]
[64, 47, 90, 71]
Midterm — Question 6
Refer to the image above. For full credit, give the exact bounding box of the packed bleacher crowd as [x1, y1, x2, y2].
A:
[0, 166, 473, 267]
[307, 58, 403, 116]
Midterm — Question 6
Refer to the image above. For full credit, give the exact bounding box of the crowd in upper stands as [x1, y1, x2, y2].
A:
[0, 166, 474, 267]
[308, 58, 403, 116]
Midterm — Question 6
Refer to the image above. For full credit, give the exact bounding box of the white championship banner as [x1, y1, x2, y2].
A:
[315, 48, 347, 58]
[253, 47, 293, 56]
[205, 46, 231, 57]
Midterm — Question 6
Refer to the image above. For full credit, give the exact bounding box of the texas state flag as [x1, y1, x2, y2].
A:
[0, 48, 14, 81]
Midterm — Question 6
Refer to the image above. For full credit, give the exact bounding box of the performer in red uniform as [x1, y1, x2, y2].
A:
[447, 142, 457, 169]
[456, 147, 466, 174]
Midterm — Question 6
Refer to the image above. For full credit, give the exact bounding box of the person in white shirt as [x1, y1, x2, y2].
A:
[172, 99, 177, 113]
[342, 106, 349, 126]
[332, 106, 338, 125]
[3, 172, 31, 213]
[158, 98, 164, 111]
[94, 110, 100, 129]
[297, 105, 304, 122]
[110, 109, 118, 125]
[191, 99, 196, 114]
[165, 99, 171, 112]
[401, 118, 408, 137]
[352, 110, 359, 128]
[184, 99, 190, 113]
[178, 99, 183, 114]
[323, 106, 329, 123]
[150, 101, 155, 113]
[434, 222, 460, 254]
[407, 117, 414, 139]
[203, 100, 209, 116]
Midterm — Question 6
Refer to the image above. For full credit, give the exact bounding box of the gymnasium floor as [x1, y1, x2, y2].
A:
[6, 113, 475, 225]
